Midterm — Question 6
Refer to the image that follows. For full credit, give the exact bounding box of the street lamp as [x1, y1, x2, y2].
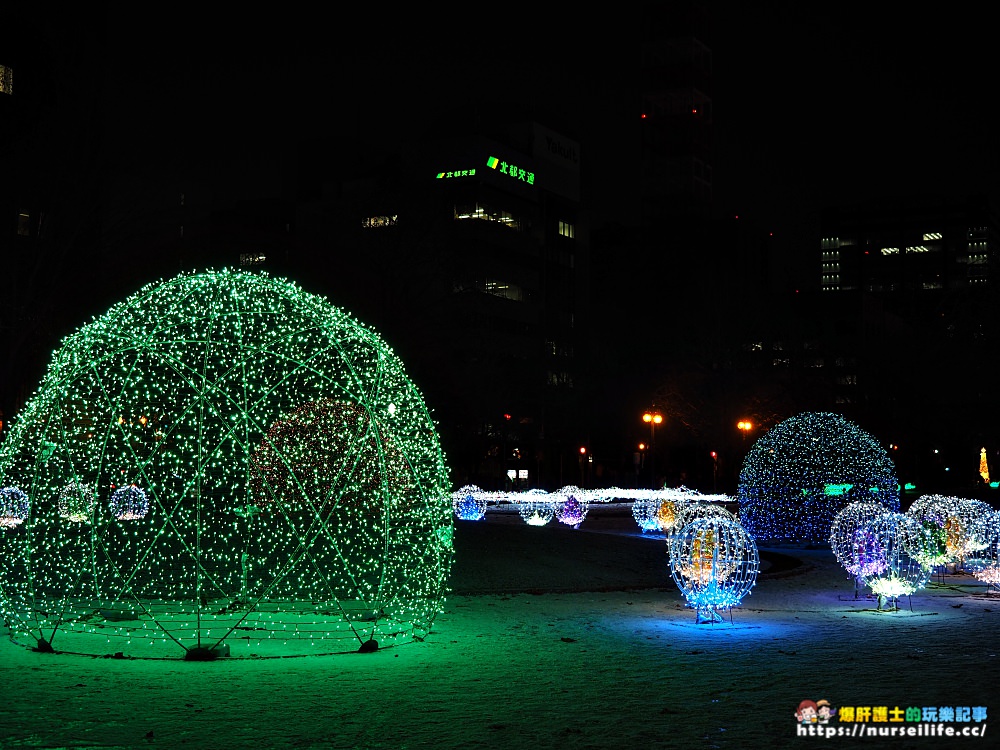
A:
[737, 420, 753, 442]
[642, 410, 663, 488]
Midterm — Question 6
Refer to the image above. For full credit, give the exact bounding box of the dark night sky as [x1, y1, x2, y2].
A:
[96, 4, 999, 235]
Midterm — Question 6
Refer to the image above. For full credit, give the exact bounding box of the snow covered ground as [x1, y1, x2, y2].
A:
[2, 505, 997, 749]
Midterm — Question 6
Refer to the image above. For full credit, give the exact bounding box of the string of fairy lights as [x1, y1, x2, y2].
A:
[0, 269, 453, 658]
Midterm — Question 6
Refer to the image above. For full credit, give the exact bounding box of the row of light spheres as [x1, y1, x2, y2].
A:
[830, 495, 1000, 606]
[0, 269, 453, 659]
[453, 484, 760, 623]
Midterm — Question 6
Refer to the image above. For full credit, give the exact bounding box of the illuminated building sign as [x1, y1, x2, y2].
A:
[435, 157, 537, 186]
[436, 169, 476, 179]
[486, 156, 534, 185]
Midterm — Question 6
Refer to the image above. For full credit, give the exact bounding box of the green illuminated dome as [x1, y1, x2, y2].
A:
[0, 269, 453, 658]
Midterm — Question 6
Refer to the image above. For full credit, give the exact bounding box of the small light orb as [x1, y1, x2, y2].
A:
[109, 484, 149, 521]
[632, 495, 664, 533]
[0, 487, 29, 529]
[518, 489, 554, 527]
[668, 517, 759, 623]
[452, 485, 487, 521]
[554, 485, 589, 528]
[857, 512, 931, 607]
[57, 482, 96, 523]
[829, 501, 892, 577]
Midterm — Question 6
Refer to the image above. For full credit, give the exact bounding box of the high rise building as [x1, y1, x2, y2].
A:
[295, 122, 588, 491]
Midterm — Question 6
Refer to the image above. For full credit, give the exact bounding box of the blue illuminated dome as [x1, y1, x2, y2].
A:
[737, 412, 899, 545]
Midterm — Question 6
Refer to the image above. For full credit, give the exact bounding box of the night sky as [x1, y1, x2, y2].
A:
[94, 4, 999, 230]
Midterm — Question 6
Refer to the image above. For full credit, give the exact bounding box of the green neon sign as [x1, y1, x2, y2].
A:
[486, 156, 535, 185]
[436, 168, 476, 179]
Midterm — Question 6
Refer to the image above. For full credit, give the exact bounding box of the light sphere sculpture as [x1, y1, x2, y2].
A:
[856, 512, 931, 608]
[518, 489, 555, 527]
[829, 501, 892, 578]
[0, 269, 453, 658]
[737, 411, 899, 545]
[668, 517, 759, 624]
[452, 485, 487, 521]
[553, 485, 589, 528]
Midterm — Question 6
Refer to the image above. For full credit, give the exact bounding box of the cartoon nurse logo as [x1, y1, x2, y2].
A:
[795, 699, 836, 724]
[794, 700, 818, 724]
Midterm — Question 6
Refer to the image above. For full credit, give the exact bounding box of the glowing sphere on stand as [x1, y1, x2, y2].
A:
[906, 494, 993, 567]
[632, 495, 664, 533]
[857, 512, 931, 607]
[518, 489, 554, 526]
[668, 517, 759, 624]
[554, 485, 589, 528]
[965, 515, 1000, 588]
[452, 485, 487, 521]
[0, 269, 452, 658]
[0, 487, 30, 529]
[737, 411, 899, 545]
[829, 501, 892, 577]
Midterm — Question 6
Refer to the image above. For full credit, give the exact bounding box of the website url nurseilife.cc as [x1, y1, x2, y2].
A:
[797, 723, 987, 739]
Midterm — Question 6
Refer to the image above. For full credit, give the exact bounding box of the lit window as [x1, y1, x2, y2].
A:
[0, 64, 12, 95]
[17, 211, 31, 237]
[361, 215, 397, 228]
[239, 253, 266, 266]
[880, 247, 899, 255]
[558, 220, 575, 239]
[923, 232, 942, 240]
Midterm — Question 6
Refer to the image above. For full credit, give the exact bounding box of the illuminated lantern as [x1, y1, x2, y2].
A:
[452, 485, 487, 521]
[737, 411, 899, 545]
[554, 485, 589, 528]
[518, 489, 554, 526]
[109, 484, 149, 521]
[0, 487, 29, 529]
[829, 501, 892, 578]
[668, 517, 759, 624]
[857, 512, 931, 608]
[0, 269, 452, 658]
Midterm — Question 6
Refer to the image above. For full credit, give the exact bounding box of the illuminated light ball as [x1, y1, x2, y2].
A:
[632, 496, 665, 533]
[857, 512, 931, 607]
[58, 482, 96, 523]
[451, 485, 487, 521]
[668, 517, 759, 624]
[829, 501, 892, 577]
[553, 485, 589, 528]
[109, 484, 149, 521]
[904, 494, 968, 565]
[0, 487, 30, 529]
[737, 411, 899, 545]
[518, 489, 554, 527]
[0, 268, 452, 658]
[955, 498, 996, 557]
[962, 510, 1000, 577]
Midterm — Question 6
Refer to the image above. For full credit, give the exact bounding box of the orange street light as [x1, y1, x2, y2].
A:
[738, 420, 753, 442]
[642, 410, 663, 488]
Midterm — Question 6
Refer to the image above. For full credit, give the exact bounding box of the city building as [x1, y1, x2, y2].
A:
[294, 122, 589, 491]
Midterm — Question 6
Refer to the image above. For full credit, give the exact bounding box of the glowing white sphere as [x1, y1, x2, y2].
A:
[518, 489, 554, 526]
[0, 487, 30, 529]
